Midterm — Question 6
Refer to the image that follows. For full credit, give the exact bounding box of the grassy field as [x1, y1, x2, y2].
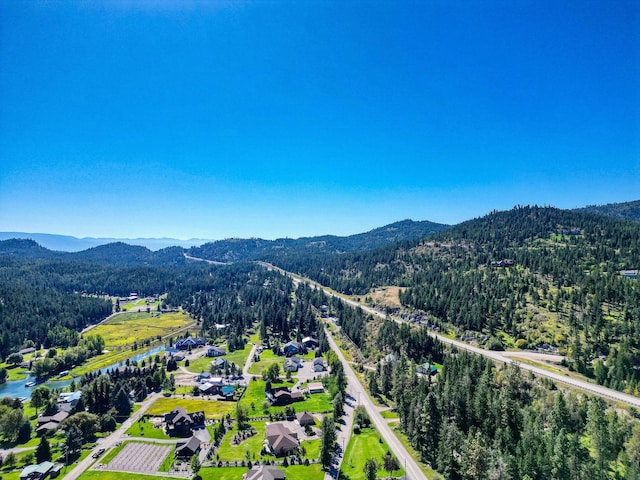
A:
[341, 427, 404, 480]
[0, 363, 29, 381]
[125, 416, 171, 439]
[92, 311, 194, 347]
[70, 311, 194, 376]
[145, 397, 236, 419]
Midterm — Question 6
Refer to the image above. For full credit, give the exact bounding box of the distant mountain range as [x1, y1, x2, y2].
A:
[0, 219, 450, 265]
[0, 232, 210, 252]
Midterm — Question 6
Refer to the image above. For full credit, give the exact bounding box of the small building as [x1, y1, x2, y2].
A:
[164, 407, 205, 436]
[296, 411, 315, 427]
[175, 436, 201, 458]
[621, 269, 638, 280]
[207, 346, 226, 357]
[19, 347, 36, 356]
[196, 371, 211, 382]
[307, 382, 324, 394]
[172, 353, 186, 362]
[244, 465, 286, 480]
[265, 423, 298, 457]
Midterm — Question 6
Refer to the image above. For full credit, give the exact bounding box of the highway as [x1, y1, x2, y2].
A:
[325, 326, 426, 480]
[257, 262, 640, 409]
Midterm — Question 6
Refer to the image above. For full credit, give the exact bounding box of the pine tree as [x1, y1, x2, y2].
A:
[36, 436, 51, 463]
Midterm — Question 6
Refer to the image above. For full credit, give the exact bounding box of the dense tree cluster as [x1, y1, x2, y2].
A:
[369, 350, 640, 480]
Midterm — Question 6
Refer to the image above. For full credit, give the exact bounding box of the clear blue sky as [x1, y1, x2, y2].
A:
[1, 1, 638, 240]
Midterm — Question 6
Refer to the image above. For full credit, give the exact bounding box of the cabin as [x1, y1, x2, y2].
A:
[416, 363, 438, 376]
[307, 382, 324, 394]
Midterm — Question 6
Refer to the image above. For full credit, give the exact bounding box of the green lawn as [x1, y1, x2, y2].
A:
[214, 421, 268, 462]
[146, 396, 236, 419]
[301, 438, 321, 461]
[0, 363, 29, 381]
[285, 464, 324, 480]
[125, 416, 171, 439]
[341, 427, 405, 480]
[379, 409, 399, 419]
[199, 466, 248, 480]
[248, 349, 285, 375]
[198, 465, 323, 480]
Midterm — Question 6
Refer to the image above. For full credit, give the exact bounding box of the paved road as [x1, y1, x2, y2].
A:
[62, 391, 163, 480]
[325, 327, 425, 480]
[257, 262, 640, 409]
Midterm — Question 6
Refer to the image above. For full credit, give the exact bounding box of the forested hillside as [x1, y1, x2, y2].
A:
[273, 206, 640, 394]
[188, 219, 448, 262]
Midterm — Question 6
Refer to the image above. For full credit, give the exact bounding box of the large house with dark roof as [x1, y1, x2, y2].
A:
[175, 337, 205, 350]
[164, 407, 205, 436]
[175, 436, 201, 458]
[265, 423, 298, 457]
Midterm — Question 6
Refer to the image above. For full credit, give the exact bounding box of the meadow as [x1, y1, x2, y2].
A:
[340, 427, 404, 480]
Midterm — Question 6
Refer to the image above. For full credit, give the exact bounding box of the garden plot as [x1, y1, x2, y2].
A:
[104, 442, 173, 474]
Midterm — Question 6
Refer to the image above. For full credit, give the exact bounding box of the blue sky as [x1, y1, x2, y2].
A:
[1, 1, 638, 240]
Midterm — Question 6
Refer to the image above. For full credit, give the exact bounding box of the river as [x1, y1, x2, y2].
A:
[0, 345, 167, 399]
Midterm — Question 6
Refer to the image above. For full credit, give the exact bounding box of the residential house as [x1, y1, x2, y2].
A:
[36, 411, 69, 436]
[19, 461, 62, 480]
[282, 341, 303, 357]
[164, 407, 204, 436]
[244, 465, 286, 480]
[265, 423, 298, 457]
[196, 371, 211, 382]
[206, 346, 226, 357]
[416, 363, 437, 376]
[301, 337, 318, 349]
[211, 358, 227, 370]
[296, 411, 315, 427]
[175, 436, 201, 458]
[19, 347, 36, 356]
[175, 337, 205, 350]
[313, 358, 325, 372]
[307, 382, 324, 394]
[283, 359, 299, 373]
[268, 388, 303, 406]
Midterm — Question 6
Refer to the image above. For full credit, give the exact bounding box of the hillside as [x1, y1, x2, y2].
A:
[286, 206, 640, 394]
[574, 199, 640, 222]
